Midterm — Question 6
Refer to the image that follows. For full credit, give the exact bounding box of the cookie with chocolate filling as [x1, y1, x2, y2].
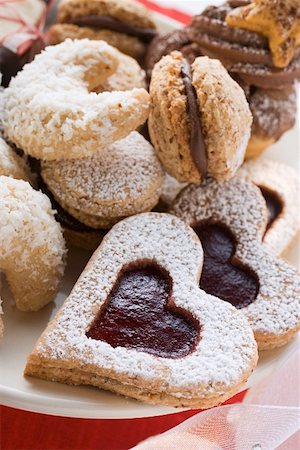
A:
[49, 0, 157, 62]
[40, 132, 165, 249]
[148, 52, 252, 184]
[188, 1, 299, 158]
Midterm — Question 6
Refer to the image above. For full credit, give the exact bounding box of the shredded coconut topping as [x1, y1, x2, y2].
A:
[29, 213, 257, 398]
[171, 177, 300, 338]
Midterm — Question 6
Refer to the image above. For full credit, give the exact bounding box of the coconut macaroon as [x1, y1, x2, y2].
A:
[48, 0, 157, 61]
[0, 137, 31, 181]
[149, 53, 252, 184]
[2, 39, 150, 161]
[0, 176, 66, 312]
[40, 132, 165, 249]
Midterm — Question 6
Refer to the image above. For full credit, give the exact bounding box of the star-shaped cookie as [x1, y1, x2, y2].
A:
[226, 0, 300, 68]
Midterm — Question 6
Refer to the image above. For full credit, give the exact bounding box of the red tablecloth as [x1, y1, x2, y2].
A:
[0, 3, 248, 450]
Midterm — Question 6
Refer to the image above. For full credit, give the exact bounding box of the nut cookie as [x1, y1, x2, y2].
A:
[0, 176, 66, 312]
[25, 213, 257, 408]
[0, 137, 30, 181]
[49, 0, 157, 61]
[148, 53, 252, 183]
[238, 158, 300, 257]
[3, 39, 150, 161]
[171, 177, 300, 350]
[40, 131, 164, 230]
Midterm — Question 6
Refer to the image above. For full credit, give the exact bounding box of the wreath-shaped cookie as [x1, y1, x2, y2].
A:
[25, 213, 257, 408]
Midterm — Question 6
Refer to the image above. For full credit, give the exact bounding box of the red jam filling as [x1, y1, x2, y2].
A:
[194, 223, 259, 309]
[86, 264, 199, 358]
[259, 186, 283, 231]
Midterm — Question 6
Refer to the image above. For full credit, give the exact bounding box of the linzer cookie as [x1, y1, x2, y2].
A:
[25, 213, 257, 408]
[3, 39, 150, 161]
[188, 1, 299, 158]
[238, 158, 300, 257]
[148, 52, 252, 183]
[171, 177, 300, 350]
[49, 0, 157, 62]
[0, 176, 66, 312]
[39, 132, 165, 249]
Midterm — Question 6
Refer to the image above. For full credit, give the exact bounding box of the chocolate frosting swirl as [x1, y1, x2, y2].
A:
[181, 59, 207, 176]
[68, 15, 157, 42]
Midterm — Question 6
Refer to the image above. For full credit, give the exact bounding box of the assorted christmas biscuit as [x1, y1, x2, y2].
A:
[0, 0, 299, 409]
[49, 0, 157, 61]
[238, 158, 300, 257]
[25, 213, 258, 408]
[149, 53, 252, 183]
[170, 177, 300, 350]
[0, 176, 66, 312]
[2, 39, 150, 160]
[39, 131, 165, 248]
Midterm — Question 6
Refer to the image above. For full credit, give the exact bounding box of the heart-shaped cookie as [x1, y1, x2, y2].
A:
[171, 177, 300, 350]
[25, 213, 257, 408]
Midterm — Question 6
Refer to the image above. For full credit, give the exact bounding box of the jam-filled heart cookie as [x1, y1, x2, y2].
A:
[0, 176, 66, 311]
[3, 39, 150, 161]
[49, 0, 157, 62]
[239, 158, 300, 257]
[25, 213, 257, 408]
[148, 53, 252, 183]
[39, 132, 165, 248]
[0, 137, 30, 181]
[171, 177, 300, 350]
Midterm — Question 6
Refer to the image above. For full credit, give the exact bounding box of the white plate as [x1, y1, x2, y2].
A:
[0, 11, 299, 419]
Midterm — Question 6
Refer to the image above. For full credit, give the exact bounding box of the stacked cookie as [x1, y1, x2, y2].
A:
[0, 0, 299, 410]
[146, 0, 300, 159]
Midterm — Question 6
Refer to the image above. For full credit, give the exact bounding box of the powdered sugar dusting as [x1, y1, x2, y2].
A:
[28, 213, 256, 399]
[171, 177, 300, 339]
[41, 132, 164, 226]
[239, 158, 300, 256]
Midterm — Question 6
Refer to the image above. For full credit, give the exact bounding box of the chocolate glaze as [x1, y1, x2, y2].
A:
[87, 263, 199, 358]
[194, 223, 259, 309]
[259, 186, 283, 231]
[181, 59, 208, 177]
[68, 15, 157, 42]
[188, 2, 300, 89]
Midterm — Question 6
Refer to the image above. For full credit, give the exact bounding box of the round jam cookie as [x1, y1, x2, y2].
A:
[25, 213, 257, 408]
[238, 158, 300, 257]
[49, 0, 157, 61]
[145, 28, 201, 78]
[170, 177, 300, 350]
[0, 137, 30, 181]
[188, 2, 299, 158]
[0, 176, 66, 312]
[40, 132, 165, 229]
[148, 52, 252, 184]
[3, 39, 150, 161]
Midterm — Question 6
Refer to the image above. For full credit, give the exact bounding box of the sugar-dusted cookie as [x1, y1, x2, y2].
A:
[3, 39, 150, 161]
[148, 53, 252, 183]
[160, 174, 187, 208]
[239, 158, 300, 257]
[25, 213, 257, 408]
[40, 132, 165, 247]
[0, 137, 30, 181]
[171, 177, 300, 350]
[0, 176, 66, 311]
[49, 0, 157, 61]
